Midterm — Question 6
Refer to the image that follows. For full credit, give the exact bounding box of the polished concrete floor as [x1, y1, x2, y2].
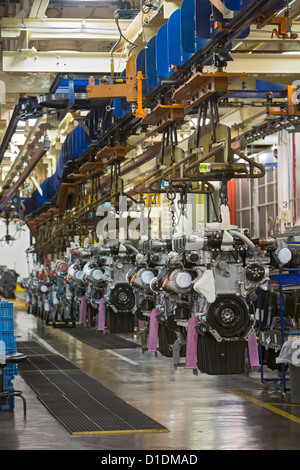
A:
[1, 302, 300, 450]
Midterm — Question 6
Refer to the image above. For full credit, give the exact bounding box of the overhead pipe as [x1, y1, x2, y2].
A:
[0, 104, 21, 165]
[0, 143, 46, 210]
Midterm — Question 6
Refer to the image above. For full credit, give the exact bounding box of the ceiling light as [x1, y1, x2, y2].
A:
[231, 42, 243, 51]
[282, 51, 300, 55]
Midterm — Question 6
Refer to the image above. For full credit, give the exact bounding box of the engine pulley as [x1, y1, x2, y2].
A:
[206, 295, 252, 340]
[110, 283, 135, 311]
[245, 263, 265, 283]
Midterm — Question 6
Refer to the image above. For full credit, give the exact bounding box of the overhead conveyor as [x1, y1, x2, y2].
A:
[0, 0, 298, 242]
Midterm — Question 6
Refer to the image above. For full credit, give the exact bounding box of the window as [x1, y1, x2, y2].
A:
[235, 150, 278, 237]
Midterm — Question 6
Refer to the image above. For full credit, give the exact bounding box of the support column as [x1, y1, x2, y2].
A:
[277, 130, 300, 231]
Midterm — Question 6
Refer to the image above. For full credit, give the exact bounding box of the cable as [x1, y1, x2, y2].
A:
[114, 11, 138, 48]
[110, 8, 140, 77]
[142, 1, 157, 14]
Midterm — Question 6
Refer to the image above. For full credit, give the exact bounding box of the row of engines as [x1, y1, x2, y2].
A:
[21, 223, 293, 372]
[21, 239, 138, 327]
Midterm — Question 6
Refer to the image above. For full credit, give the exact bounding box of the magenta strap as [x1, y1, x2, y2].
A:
[185, 317, 199, 369]
[97, 297, 106, 331]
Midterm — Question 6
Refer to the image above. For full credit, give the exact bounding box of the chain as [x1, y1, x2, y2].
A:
[166, 186, 177, 234]
[219, 174, 228, 206]
[178, 183, 190, 220]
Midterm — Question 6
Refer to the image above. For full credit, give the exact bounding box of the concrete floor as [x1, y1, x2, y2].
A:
[1, 304, 300, 450]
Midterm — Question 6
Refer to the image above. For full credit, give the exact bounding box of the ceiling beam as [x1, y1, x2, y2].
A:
[4, 50, 299, 75]
[29, 0, 50, 18]
[0, 17, 132, 43]
[1, 50, 127, 73]
[224, 53, 300, 74]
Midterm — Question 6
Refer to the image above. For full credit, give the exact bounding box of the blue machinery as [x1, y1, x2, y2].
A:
[259, 248, 300, 393]
[19, 0, 289, 218]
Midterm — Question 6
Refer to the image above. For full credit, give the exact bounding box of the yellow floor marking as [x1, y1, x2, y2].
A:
[229, 389, 300, 424]
[269, 403, 300, 407]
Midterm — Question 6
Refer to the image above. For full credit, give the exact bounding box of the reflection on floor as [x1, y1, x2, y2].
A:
[0, 304, 300, 450]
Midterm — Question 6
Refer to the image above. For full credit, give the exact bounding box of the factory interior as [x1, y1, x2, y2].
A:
[0, 0, 300, 452]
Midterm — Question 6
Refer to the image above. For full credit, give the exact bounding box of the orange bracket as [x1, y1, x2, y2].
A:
[141, 103, 186, 133]
[78, 161, 105, 176]
[270, 16, 298, 39]
[86, 54, 138, 103]
[134, 71, 148, 119]
[56, 183, 78, 210]
[269, 85, 300, 116]
[172, 72, 247, 114]
[86, 55, 148, 119]
[256, 14, 298, 39]
[214, 21, 232, 33]
[96, 145, 135, 165]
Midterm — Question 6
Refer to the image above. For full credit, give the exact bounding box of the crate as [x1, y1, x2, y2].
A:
[0, 302, 14, 318]
[0, 302, 14, 333]
[0, 317, 14, 333]
[0, 301, 17, 410]
[3, 362, 18, 378]
[0, 300, 14, 316]
[0, 332, 16, 353]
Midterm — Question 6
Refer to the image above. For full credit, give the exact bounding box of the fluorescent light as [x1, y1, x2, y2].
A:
[231, 42, 243, 51]
[277, 0, 296, 16]
[190, 117, 210, 127]
[282, 51, 300, 55]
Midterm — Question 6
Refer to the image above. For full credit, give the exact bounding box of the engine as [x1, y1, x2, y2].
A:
[100, 241, 137, 318]
[127, 238, 172, 321]
[158, 223, 275, 341]
[67, 246, 91, 303]
[144, 222, 292, 373]
[67, 239, 138, 332]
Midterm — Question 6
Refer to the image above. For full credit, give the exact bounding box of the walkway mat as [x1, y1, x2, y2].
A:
[17, 341, 168, 435]
[61, 326, 140, 350]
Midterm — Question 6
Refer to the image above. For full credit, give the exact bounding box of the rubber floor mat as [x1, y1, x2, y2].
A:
[61, 326, 140, 350]
[17, 341, 168, 435]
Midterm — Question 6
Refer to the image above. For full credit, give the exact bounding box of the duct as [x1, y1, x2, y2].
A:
[229, 230, 256, 253]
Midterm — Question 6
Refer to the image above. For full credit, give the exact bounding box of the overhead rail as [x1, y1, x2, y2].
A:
[3, 0, 298, 219]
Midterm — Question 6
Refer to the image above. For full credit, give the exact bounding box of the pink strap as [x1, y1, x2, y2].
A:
[148, 309, 160, 352]
[248, 332, 260, 366]
[185, 317, 199, 369]
[97, 298, 106, 331]
[79, 295, 87, 325]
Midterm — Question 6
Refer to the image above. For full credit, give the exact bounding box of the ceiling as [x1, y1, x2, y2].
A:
[0, 0, 300, 206]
